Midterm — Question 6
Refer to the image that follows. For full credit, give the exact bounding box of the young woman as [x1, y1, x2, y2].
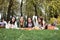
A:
[34, 17, 45, 29]
[26, 17, 34, 28]
[18, 16, 25, 28]
[47, 24, 59, 30]
[0, 18, 7, 28]
[6, 17, 18, 29]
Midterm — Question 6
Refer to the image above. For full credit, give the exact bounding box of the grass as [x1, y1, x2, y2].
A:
[0, 25, 60, 40]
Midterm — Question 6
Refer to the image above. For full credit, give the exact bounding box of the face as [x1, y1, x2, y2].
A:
[12, 17, 15, 22]
[2, 19, 4, 21]
[28, 18, 32, 23]
[20, 17, 24, 23]
[37, 18, 41, 23]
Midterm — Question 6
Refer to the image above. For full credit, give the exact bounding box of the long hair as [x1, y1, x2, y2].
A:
[37, 17, 43, 27]
[10, 17, 16, 24]
[20, 16, 24, 22]
[26, 17, 34, 27]
[19, 16, 24, 27]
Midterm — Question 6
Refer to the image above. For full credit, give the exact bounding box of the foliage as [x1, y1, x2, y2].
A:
[49, 16, 60, 24]
[57, 16, 60, 24]
[0, 0, 60, 22]
[49, 17, 56, 24]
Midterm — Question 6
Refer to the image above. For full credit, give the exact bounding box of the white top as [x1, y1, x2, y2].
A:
[0, 21, 7, 27]
[34, 20, 45, 29]
[6, 21, 18, 29]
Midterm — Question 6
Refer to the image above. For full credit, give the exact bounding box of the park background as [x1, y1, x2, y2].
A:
[0, 0, 60, 40]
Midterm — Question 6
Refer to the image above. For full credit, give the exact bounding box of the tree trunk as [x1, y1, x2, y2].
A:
[7, 0, 13, 22]
[33, 3, 37, 16]
[20, 0, 23, 16]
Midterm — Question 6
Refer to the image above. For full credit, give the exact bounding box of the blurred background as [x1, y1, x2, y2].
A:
[0, 0, 60, 24]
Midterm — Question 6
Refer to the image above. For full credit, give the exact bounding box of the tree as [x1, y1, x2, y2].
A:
[7, 0, 13, 22]
[6, 0, 19, 22]
[20, 0, 23, 16]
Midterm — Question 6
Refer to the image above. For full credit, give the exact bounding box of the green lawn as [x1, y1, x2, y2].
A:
[0, 25, 60, 40]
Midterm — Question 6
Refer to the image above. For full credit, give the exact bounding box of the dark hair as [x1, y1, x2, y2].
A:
[51, 23, 55, 26]
[1, 17, 5, 22]
[37, 17, 43, 27]
[19, 16, 24, 27]
[26, 17, 34, 27]
[10, 17, 16, 24]
[40, 17, 43, 26]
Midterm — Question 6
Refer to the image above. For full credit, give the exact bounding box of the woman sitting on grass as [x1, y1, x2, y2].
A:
[26, 17, 34, 28]
[6, 17, 18, 29]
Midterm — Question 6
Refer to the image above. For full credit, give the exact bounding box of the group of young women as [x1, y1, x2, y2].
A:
[0, 16, 59, 30]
